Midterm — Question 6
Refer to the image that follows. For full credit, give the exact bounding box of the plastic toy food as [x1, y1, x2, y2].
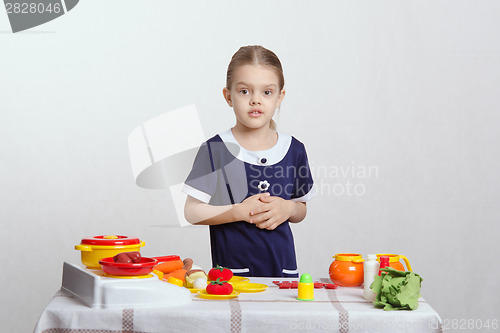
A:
[161, 258, 194, 283]
[166, 277, 184, 287]
[113, 252, 141, 263]
[113, 253, 132, 263]
[163, 269, 188, 282]
[370, 267, 422, 310]
[208, 265, 233, 281]
[126, 252, 141, 263]
[182, 258, 194, 271]
[155, 257, 184, 274]
[273, 281, 338, 289]
[185, 270, 208, 288]
[279, 281, 296, 289]
[193, 277, 208, 290]
[99, 256, 158, 276]
[206, 278, 233, 295]
[101, 254, 192, 277]
[324, 283, 339, 289]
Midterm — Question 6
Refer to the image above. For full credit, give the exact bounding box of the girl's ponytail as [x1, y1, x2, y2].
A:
[270, 119, 277, 131]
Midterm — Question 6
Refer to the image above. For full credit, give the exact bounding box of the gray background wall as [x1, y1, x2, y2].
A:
[1, 1, 499, 332]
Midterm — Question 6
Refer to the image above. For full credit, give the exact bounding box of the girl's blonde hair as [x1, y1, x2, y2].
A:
[226, 45, 284, 131]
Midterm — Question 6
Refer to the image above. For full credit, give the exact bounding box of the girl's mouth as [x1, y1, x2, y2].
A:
[249, 110, 263, 118]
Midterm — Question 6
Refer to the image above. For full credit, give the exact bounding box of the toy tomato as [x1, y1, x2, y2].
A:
[208, 265, 233, 281]
[206, 278, 233, 295]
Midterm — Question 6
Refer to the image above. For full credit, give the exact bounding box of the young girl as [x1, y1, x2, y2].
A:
[183, 45, 313, 277]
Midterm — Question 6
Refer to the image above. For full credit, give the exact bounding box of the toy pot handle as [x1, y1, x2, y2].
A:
[399, 255, 412, 271]
[75, 244, 93, 252]
[151, 255, 181, 263]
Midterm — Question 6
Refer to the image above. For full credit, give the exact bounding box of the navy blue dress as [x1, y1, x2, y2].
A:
[183, 130, 313, 277]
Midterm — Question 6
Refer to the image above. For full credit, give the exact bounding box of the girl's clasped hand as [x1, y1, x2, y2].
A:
[235, 192, 294, 230]
[247, 194, 299, 231]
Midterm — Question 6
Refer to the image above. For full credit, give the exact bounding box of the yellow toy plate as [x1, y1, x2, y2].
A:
[229, 276, 250, 283]
[152, 269, 163, 280]
[197, 290, 240, 299]
[188, 288, 203, 293]
[231, 282, 268, 293]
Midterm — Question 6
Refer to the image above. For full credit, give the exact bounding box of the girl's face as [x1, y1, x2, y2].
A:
[223, 64, 285, 131]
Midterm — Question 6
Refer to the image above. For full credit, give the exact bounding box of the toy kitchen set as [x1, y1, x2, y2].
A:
[64, 235, 192, 309]
[64, 234, 417, 310]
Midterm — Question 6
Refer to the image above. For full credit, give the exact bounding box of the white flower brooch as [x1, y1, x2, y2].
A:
[258, 180, 270, 192]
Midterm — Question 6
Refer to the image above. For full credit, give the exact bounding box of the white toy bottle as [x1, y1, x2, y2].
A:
[363, 254, 380, 301]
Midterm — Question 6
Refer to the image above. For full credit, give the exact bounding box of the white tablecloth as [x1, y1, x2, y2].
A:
[34, 277, 444, 333]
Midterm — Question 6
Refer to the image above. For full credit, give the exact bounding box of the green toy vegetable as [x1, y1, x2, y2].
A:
[370, 267, 423, 311]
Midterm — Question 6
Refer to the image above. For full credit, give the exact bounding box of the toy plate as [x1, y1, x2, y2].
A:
[197, 290, 240, 299]
[188, 288, 203, 293]
[231, 282, 268, 293]
[229, 276, 250, 283]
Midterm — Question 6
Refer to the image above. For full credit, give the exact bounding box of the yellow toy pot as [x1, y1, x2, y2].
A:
[75, 235, 145, 268]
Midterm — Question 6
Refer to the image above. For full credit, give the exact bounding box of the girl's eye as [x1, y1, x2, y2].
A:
[240, 89, 249, 95]
[263, 90, 273, 96]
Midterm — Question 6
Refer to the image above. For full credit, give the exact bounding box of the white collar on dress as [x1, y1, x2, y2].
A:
[218, 129, 292, 166]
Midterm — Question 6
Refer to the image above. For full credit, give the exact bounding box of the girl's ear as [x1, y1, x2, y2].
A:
[277, 89, 286, 108]
[222, 87, 233, 107]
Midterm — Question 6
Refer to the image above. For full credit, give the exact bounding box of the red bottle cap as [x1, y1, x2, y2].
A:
[380, 256, 390, 268]
[379, 256, 390, 275]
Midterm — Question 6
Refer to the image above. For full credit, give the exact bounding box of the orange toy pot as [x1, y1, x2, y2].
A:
[376, 254, 412, 271]
[329, 253, 365, 287]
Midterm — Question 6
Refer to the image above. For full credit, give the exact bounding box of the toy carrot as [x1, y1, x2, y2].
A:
[155, 259, 183, 274]
[163, 269, 187, 283]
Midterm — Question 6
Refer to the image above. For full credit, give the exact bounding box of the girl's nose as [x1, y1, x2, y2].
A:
[250, 96, 261, 105]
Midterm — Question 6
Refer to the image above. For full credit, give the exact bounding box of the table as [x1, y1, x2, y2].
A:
[34, 278, 444, 333]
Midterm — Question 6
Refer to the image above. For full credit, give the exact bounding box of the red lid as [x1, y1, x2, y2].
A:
[380, 256, 390, 267]
[80, 235, 141, 246]
[379, 256, 390, 276]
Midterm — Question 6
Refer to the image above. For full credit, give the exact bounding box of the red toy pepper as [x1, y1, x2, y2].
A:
[208, 265, 233, 282]
[280, 281, 291, 289]
[324, 284, 339, 289]
[206, 278, 233, 295]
